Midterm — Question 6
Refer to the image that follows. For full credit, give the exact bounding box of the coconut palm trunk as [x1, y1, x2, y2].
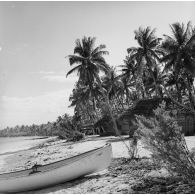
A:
[92, 97, 101, 121]
[147, 66, 159, 97]
[105, 96, 120, 136]
[175, 81, 182, 103]
[97, 79, 120, 136]
[138, 74, 147, 99]
[186, 75, 195, 111]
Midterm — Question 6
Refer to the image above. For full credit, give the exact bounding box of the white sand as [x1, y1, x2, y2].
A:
[1, 135, 195, 193]
[1, 135, 195, 173]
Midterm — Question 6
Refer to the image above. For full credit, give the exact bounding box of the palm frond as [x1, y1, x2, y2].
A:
[162, 34, 176, 44]
[183, 21, 192, 43]
[186, 32, 195, 47]
[127, 47, 137, 54]
[148, 38, 162, 48]
[74, 39, 83, 55]
[91, 44, 107, 56]
[66, 64, 82, 77]
[92, 50, 109, 58]
[68, 55, 84, 65]
[170, 22, 185, 45]
[163, 59, 174, 72]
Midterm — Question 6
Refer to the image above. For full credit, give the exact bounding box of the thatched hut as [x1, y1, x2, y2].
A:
[177, 111, 195, 136]
[95, 98, 195, 136]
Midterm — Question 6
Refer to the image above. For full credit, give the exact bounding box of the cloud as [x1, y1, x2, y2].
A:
[42, 74, 67, 82]
[29, 71, 55, 75]
[0, 89, 74, 128]
[29, 71, 78, 83]
[38, 71, 55, 75]
[39, 71, 77, 83]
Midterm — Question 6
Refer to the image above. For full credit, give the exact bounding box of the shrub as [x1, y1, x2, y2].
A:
[136, 102, 195, 182]
[67, 131, 85, 142]
[127, 134, 139, 160]
[58, 128, 85, 142]
[57, 114, 85, 142]
[129, 123, 138, 138]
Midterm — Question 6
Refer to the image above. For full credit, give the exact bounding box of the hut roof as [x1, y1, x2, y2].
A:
[118, 98, 172, 120]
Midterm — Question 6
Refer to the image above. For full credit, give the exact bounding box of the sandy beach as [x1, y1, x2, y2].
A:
[1, 135, 195, 193]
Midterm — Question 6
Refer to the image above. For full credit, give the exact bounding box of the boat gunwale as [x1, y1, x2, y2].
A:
[0, 143, 111, 179]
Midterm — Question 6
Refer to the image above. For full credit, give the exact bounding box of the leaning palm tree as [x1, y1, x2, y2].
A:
[161, 22, 195, 110]
[120, 76, 135, 106]
[101, 66, 125, 113]
[67, 36, 120, 136]
[144, 66, 166, 98]
[127, 26, 163, 97]
[101, 67, 120, 99]
[119, 55, 139, 98]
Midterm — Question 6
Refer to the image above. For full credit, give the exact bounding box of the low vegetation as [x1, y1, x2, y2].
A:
[136, 102, 195, 183]
[0, 114, 84, 142]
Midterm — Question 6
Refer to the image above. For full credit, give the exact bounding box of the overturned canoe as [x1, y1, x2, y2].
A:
[0, 143, 112, 193]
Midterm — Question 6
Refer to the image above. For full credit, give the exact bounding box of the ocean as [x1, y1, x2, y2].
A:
[0, 136, 49, 155]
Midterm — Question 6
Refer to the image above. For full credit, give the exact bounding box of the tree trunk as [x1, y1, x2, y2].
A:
[125, 88, 130, 105]
[86, 105, 96, 134]
[137, 74, 147, 99]
[132, 73, 143, 100]
[104, 94, 120, 136]
[175, 82, 182, 103]
[92, 98, 101, 121]
[148, 66, 158, 97]
[186, 75, 195, 111]
[98, 81, 120, 136]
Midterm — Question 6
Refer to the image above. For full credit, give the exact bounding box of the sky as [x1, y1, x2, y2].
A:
[0, 1, 195, 129]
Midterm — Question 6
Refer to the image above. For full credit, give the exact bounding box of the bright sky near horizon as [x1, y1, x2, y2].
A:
[0, 1, 195, 129]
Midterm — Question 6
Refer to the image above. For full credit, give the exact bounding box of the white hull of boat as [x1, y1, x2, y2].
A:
[0, 143, 112, 193]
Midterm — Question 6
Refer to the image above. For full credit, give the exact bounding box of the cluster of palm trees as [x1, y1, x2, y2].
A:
[0, 122, 59, 137]
[67, 22, 195, 134]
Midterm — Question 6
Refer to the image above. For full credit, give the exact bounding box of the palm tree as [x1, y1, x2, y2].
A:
[144, 66, 166, 98]
[101, 67, 120, 98]
[101, 67, 126, 113]
[67, 37, 109, 89]
[67, 36, 120, 136]
[67, 37, 109, 124]
[69, 82, 101, 124]
[127, 26, 163, 97]
[118, 58, 137, 105]
[120, 76, 134, 106]
[161, 22, 195, 110]
[120, 55, 145, 102]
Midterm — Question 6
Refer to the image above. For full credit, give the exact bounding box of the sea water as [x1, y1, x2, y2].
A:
[0, 136, 55, 173]
[0, 136, 48, 155]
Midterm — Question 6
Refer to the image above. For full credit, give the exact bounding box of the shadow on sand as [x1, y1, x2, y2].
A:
[82, 135, 130, 143]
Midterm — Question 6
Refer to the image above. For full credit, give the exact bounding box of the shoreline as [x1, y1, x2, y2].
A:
[1, 135, 195, 174]
[0, 135, 136, 174]
[0, 136, 57, 173]
[0, 136, 57, 156]
[0, 136, 107, 174]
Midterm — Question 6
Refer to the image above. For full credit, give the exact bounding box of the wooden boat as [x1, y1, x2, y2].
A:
[0, 143, 112, 193]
